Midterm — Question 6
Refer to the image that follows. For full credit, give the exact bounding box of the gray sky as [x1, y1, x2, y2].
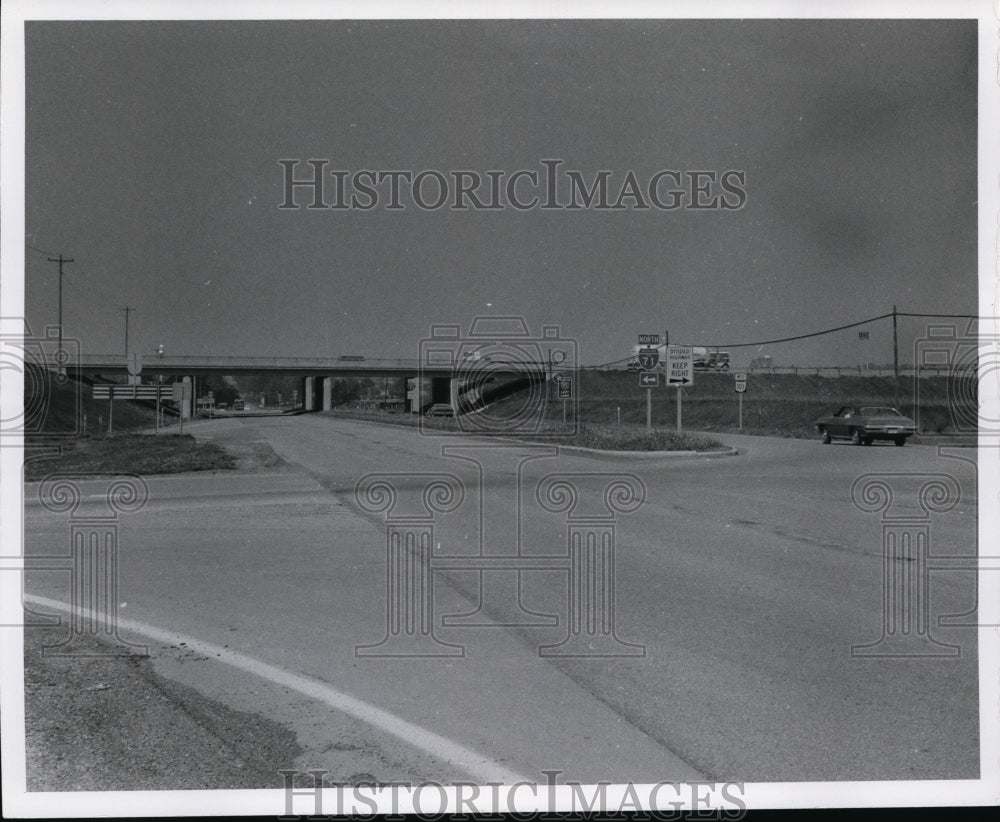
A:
[24, 18, 977, 366]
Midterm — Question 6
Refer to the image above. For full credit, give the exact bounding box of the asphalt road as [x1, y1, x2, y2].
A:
[23, 416, 980, 787]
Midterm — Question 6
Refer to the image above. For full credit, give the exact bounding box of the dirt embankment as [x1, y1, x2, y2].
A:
[23, 627, 301, 791]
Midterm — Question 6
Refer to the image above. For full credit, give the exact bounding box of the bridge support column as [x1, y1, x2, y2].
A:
[303, 376, 315, 411]
[406, 377, 423, 413]
[429, 377, 451, 408]
[181, 376, 192, 419]
[321, 377, 333, 411]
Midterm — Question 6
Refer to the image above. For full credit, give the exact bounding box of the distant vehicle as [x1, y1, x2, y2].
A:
[338, 355, 365, 361]
[694, 351, 730, 371]
[232, 398, 245, 411]
[626, 345, 730, 371]
[814, 405, 916, 446]
[425, 403, 455, 417]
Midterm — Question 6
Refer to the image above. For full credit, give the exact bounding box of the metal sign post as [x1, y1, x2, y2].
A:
[666, 345, 694, 433]
[638, 371, 659, 433]
[556, 375, 573, 425]
[734, 372, 747, 431]
[637, 335, 661, 434]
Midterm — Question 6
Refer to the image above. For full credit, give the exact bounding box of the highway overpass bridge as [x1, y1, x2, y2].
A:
[67, 354, 569, 414]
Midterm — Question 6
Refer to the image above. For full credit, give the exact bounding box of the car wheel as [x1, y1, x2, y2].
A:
[850, 429, 863, 446]
[820, 428, 831, 444]
[894, 437, 906, 447]
[862, 437, 873, 446]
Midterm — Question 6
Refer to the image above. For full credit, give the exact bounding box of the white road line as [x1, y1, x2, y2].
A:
[23, 594, 527, 785]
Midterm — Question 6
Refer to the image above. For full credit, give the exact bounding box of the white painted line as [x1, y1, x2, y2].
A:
[23, 594, 527, 785]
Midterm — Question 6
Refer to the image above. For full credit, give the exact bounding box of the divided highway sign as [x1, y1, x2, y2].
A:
[667, 345, 694, 385]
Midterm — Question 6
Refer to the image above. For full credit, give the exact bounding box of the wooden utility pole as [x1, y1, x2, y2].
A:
[47, 254, 73, 366]
[892, 304, 899, 409]
[119, 306, 135, 356]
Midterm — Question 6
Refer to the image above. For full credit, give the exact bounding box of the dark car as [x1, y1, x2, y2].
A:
[814, 405, 916, 446]
[425, 403, 455, 417]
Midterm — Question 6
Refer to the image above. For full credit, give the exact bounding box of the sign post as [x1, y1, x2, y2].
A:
[556, 375, 573, 424]
[637, 335, 661, 434]
[734, 371, 747, 430]
[638, 370, 660, 432]
[667, 345, 694, 432]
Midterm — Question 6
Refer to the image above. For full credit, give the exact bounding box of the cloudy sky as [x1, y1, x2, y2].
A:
[23, 17, 977, 367]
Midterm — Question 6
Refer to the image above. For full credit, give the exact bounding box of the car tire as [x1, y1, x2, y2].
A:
[894, 437, 906, 447]
[850, 429, 863, 446]
[862, 437, 873, 446]
[820, 428, 831, 444]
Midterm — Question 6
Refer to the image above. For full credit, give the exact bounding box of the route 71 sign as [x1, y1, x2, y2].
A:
[638, 347, 659, 370]
[667, 345, 694, 385]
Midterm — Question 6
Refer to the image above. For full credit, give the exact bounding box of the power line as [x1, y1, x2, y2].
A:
[582, 309, 983, 369]
[704, 312, 894, 349]
[897, 312, 980, 319]
[27, 242, 63, 256]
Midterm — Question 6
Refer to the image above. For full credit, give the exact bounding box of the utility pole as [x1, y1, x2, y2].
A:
[892, 304, 899, 409]
[119, 306, 135, 356]
[47, 254, 73, 367]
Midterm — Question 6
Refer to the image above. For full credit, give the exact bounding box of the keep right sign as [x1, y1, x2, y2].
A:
[666, 345, 694, 385]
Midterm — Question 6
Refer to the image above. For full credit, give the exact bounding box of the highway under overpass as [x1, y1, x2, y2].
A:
[68, 355, 566, 415]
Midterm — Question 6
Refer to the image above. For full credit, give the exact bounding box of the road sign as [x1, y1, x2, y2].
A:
[93, 385, 172, 400]
[638, 334, 660, 345]
[667, 345, 694, 385]
[734, 371, 747, 393]
[127, 352, 142, 376]
[639, 372, 660, 388]
[556, 376, 573, 399]
[638, 347, 659, 370]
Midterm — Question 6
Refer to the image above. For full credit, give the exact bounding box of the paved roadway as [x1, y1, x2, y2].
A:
[23, 416, 980, 786]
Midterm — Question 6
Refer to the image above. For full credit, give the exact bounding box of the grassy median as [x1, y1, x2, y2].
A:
[322, 409, 726, 452]
[24, 434, 236, 482]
